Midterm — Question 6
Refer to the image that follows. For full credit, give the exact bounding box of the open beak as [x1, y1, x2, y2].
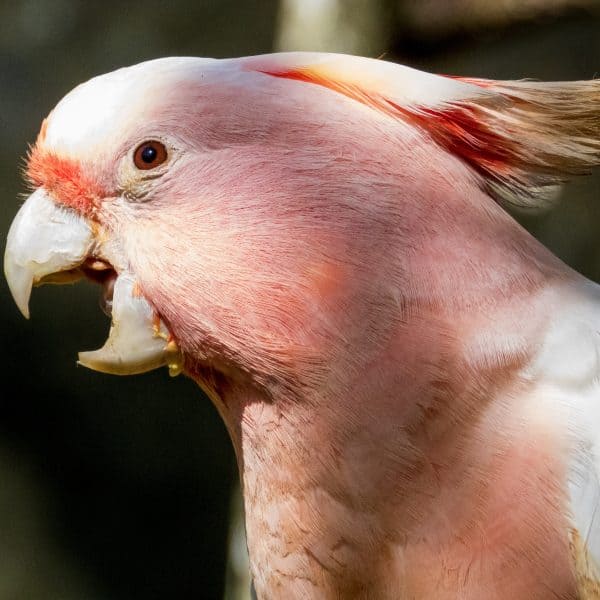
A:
[4, 188, 182, 376]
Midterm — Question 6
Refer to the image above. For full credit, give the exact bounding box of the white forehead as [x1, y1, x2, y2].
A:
[43, 57, 218, 157]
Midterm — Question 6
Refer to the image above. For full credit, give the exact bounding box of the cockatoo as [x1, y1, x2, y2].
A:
[4, 53, 600, 599]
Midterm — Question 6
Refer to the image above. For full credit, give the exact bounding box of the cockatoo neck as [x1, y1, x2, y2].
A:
[114, 136, 578, 596]
[190, 215, 578, 598]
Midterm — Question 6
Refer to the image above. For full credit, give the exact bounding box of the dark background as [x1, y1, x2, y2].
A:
[0, 2, 599, 599]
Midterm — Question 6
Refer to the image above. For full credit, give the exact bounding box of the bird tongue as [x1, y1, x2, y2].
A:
[4, 187, 182, 377]
[99, 273, 115, 317]
[78, 271, 182, 376]
[77, 258, 116, 317]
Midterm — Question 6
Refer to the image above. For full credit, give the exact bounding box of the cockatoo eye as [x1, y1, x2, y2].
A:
[133, 140, 167, 170]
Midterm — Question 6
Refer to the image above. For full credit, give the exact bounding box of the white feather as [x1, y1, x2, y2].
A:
[529, 279, 600, 570]
[43, 57, 217, 158]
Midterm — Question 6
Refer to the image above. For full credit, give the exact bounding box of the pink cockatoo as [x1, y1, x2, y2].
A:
[4, 53, 600, 599]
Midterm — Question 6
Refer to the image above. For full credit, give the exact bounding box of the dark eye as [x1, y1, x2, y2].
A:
[133, 140, 168, 170]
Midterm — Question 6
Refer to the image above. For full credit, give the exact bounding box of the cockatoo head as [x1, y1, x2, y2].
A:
[5, 53, 600, 402]
[6, 55, 420, 396]
[5, 53, 600, 599]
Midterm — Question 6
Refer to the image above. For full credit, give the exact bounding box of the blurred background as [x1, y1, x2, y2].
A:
[0, 1, 599, 599]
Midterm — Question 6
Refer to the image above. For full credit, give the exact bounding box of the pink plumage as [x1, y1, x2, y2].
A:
[5, 53, 600, 598]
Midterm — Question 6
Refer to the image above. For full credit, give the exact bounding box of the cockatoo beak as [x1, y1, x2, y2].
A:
[4, 188, 182, 376]
[4, 188, 94, 319]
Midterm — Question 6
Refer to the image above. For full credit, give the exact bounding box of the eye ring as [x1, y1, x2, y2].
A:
[133, 140, 168, 170]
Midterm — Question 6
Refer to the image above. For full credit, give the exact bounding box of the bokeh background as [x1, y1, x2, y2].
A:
[0, 1, 599, 599]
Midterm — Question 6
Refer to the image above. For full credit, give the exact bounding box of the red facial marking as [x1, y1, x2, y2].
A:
[260, 67, 513, 179]
[26, 143, 106, 215]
